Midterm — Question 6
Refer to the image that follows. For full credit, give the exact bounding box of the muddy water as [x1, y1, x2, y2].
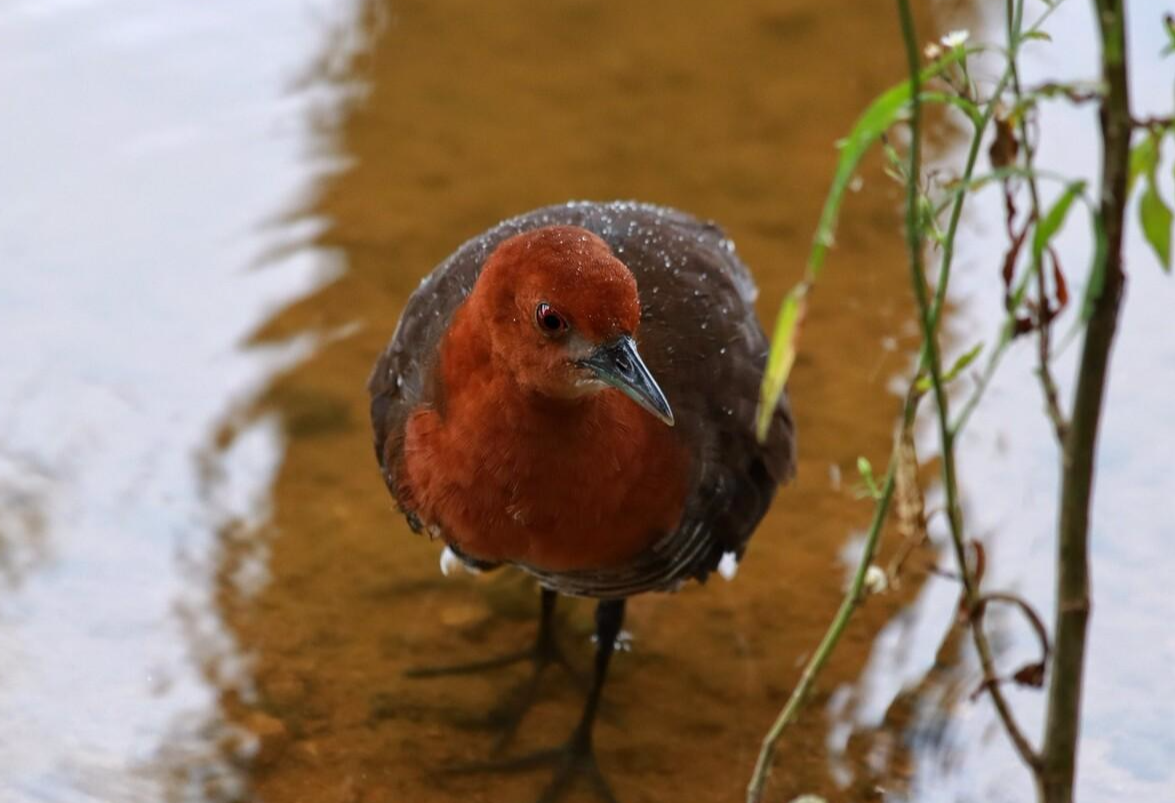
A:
[209, 2, 943, 802]
[2, 0, 1171, 802]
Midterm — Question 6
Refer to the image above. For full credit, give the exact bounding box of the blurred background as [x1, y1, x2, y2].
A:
[0, 0, 1171, 801]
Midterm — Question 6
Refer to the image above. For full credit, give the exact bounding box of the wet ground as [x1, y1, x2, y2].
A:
[0, 1, 1171, 802]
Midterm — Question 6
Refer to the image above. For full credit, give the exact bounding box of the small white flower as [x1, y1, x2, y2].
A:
[941, 29, 970, 49]
[864, 565, 888, 595]
[923, 42, 943, 61]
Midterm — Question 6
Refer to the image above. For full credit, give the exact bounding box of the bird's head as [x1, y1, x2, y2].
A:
[466, 225, 674, 426]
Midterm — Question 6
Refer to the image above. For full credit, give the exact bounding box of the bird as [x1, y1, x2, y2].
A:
[368, 200, 795, 802]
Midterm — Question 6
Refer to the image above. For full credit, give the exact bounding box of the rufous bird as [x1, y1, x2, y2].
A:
[369, 201, 795, 802]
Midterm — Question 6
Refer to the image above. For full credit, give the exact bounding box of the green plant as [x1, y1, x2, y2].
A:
[748, 2, 1171, 802]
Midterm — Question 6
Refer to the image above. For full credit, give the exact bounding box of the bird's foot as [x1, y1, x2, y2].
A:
[445, 729, 618, 803]
[405, 630, 583, 753]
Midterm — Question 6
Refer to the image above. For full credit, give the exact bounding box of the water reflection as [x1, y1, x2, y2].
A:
[0, 446, 52, 594]
[0, 0, 361, 800]
[3, 0, 1168, 801]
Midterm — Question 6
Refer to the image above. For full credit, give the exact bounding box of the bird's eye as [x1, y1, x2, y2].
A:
[535, 303, 569, 336]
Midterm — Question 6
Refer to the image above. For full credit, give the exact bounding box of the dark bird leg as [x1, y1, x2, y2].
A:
[406, 588, 581, 752]
[447, 599, 627, 803]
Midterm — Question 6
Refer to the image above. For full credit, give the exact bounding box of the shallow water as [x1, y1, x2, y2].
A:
[0, 0, 1170, 802]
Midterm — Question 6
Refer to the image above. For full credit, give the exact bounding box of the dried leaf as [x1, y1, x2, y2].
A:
[970, 540, 987, 586]
[1001, 224, 1029, 309]
[989, 115, 1019, 169]
[1049, 247, 1070, 311]
[1012, 661, 1046, 689]
[893, 421, 926, 550]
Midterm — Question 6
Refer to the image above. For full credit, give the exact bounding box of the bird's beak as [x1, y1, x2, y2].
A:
[578, 336, 675, 426]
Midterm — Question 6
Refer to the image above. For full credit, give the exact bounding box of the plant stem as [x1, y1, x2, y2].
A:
[1038, 1, 1131, 800]
[927, 0, 1067, 330]
[746, 398, 910, 803]
[1005, 0, 1069, 442]
[896, 0, 1041, 772]
[928, 65, 1010, 330]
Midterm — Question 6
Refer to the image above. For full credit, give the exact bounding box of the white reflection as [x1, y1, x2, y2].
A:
[0, 0, 361, 801]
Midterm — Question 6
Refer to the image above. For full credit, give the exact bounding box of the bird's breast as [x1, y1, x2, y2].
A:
[401, 383, 691, 573]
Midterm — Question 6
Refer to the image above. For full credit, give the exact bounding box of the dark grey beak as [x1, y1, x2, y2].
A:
[578, 336, 675, 426]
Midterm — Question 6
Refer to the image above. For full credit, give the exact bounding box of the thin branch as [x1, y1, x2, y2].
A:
[746, 377, 930, 803]
[951, 260, 1037, 436]
[1025, 81, 1102, 105]
[972, 591, 1052, 695]
[1131, 114, 1174, 131]
[1006, 2, 1070, 442]
[1039, 1, 1131, 799]
[896, 0, 1042, 772]
[745, 433, 898, 803]
[1036, 248, 1070, 441]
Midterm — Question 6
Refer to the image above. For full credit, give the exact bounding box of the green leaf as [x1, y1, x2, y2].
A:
[760, 50, 968, 444]
[914, 342, 982, 392]
[1031, 180, 1086, 271]
[1140, 179, 1173, 270]
[1022, 30, 1052, 43]
[856, 456, 881, 500]
[945, 342, 983, 383]
[920, 90, 983, 126]
[1132, 129, 1173, 271]
[806, 49, 966, 278]
[756, 282, 807, 442]
[1128, 132, 1159, 194]
[1080, 210, 1109, 321]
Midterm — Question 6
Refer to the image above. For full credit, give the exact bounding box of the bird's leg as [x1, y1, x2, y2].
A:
[406, 588, 581, 752]
[446, 599, 627, 803]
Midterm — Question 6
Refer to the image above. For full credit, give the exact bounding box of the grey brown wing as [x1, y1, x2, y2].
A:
[527, 204, 795, 594]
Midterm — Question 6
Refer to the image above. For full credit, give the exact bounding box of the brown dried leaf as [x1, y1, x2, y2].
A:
[1001, 225, 1029, 308]
[989, 115, 1020, 169]
[1049, 245, 1069, 312]
[1012, 662, 1046, 689]
[894, 420, 927, 551]
[970, 540, 987, 586]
